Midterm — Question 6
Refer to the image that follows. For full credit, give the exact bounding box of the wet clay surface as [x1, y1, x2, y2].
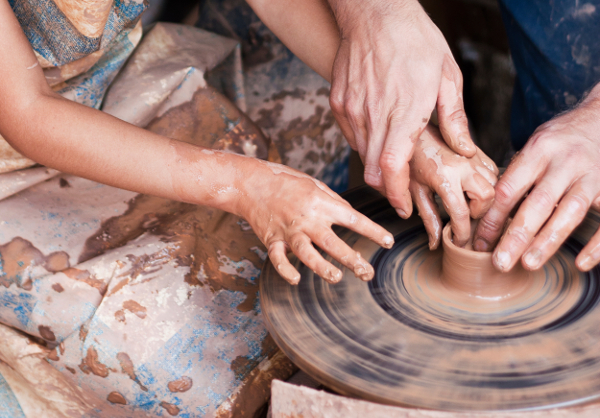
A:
[261, 186, 600, 412]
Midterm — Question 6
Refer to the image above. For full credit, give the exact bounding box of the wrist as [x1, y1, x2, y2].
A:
[327, 0, 419, 36]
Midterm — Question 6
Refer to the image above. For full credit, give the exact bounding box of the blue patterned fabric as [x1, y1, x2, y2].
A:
[10, 0, 145, 67]
[10, 0, 146, 108]
[0, 373, 26, 418]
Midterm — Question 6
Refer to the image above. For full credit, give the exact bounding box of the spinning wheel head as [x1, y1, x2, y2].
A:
[260, 186, 600, 412]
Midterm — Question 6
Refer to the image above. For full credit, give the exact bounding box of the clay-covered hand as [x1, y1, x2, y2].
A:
[327, 0, 476, 219]
[410, 125, 498, 250]
[473, 84, 600, 272]
[238, 162, 394, 285]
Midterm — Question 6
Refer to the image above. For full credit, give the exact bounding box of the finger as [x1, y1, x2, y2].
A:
[268, 241, 301, 285]
[379, 116, 421, 218]
[492, 175, 573, 272]
[411, 181, 442, 250]
[288, 233, 343, 284]
[476, 148, 499, 176]
[341, 90, 372, 183]
[523, 180, 593, 270]
[437, 55, 476, 158]
[334, 206, 395, 249]
[463, 172, 495, 219]
[434, 178, 471, 247]
[363, 106, 388, 194]
[577, 219, 600, 272]
[329, 58, 357, 151]
[473, 155, 545, 252]
[311, 226, 375, 281]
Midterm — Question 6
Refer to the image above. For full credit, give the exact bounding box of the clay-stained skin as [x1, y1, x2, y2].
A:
[167, 376, 193, 393]
[409, 125, 498, 249]
[117, 352, 148, 392]
[0, 237, 70, 290]
[160, 401, 180, 416]
[79, 346, 110, 377]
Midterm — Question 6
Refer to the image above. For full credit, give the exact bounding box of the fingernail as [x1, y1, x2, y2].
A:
[329, 269, 343, 283]
[354, 265, 374, 281]
[396, 208, 407, 218]
[523, 249, 542, 269]
[473, 238, 489, 252]
[578, 255, 594, 271]
[458, 134, 474, 151]
[494, 251, 511, 271]
[383, 235, 394, 249]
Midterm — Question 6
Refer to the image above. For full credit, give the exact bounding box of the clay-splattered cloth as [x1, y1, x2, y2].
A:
[197, 0, 350, 193]
[0, 18, 357, 416]
[1, 0, 146, 173]
[499, 0, 600, 149]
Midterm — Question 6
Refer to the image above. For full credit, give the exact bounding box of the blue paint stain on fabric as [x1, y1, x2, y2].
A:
[0, 372, 26, 418]
[498, 0, 600, 149]
[0, 291, 34, 330]
[58, 26, 138, 109]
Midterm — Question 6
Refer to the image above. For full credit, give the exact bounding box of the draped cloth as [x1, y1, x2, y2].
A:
[0, 1, 349, 415]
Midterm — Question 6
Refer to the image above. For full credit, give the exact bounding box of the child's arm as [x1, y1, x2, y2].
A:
[0, 1, 393, 285]
[246, 0, 339, 82]
[409, 125, 499, 250]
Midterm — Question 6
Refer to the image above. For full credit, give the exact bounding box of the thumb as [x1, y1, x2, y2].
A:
[437, 56, 476, 158]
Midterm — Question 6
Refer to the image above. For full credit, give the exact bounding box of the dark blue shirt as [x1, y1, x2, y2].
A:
[499, 0, 600, 149]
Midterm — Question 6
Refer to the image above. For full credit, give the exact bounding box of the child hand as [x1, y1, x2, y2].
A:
[239, 162, 394, 285]
[409, 125, 498, 249]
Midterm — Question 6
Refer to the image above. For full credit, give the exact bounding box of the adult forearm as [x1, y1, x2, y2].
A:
[246, 0, 339, 81]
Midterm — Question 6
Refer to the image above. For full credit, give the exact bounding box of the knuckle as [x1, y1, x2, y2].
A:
[452, 205, 470, 222]
[494, 181, 516, 206]
[506, 226, 531, 247]
[379, 151, 401, 173]
[329, 92, 345, 115]
[344, 97, 364, 122]
[363, 166, 383, 188]
[446, 107, 468, 125]
[528, 188, 555, 210]
[565, 194, 589, 218]
[320, 232, 338, 249]
[289, 233, 306, 251]
[479, 185, 495, 201]
[478, 214, 505, 235]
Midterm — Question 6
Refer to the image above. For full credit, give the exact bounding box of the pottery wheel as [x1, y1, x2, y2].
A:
[260, 186, 600, 412]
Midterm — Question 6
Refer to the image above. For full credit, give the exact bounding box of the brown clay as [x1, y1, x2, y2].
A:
[441, 222, 530, 302]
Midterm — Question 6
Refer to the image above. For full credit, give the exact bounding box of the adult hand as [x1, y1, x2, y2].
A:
[327, 0, 476, 218]
[410, 125, 497, 250]
[473, 85, 600, 272]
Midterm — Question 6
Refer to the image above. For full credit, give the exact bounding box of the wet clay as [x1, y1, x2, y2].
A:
[261, 186, 600, 411]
